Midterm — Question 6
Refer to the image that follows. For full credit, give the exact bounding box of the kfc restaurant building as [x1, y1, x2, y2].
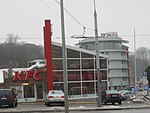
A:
[0, 20, 109, 102]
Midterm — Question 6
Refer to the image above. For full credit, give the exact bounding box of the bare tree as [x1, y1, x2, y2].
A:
[5, 33, 20, 45]
[0, 34, 44, 68]
[130, 47, 150, 85]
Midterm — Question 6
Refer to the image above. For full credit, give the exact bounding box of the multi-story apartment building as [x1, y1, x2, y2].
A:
[76, 32, 130, 90]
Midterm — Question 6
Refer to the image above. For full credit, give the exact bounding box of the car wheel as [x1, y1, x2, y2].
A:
[45, 102, 49, 106]
[9, 102, 15, 108]
[61, 102, 65, 106]
[119, 101, 122, 105]
[103, 99, 107, 105]
[15, 102, 18, 107]
[47, 102, 51, 106]
[45, 102, 47, 106]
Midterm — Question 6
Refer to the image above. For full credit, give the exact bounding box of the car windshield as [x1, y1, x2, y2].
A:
[0, 90, 12, 96]
[49, 90, 63, 95]
[119, 90, 129, 93]
[106, 90, 119, 94]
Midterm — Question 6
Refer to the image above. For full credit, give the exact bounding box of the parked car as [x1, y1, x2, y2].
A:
[119, 90, 133, 100]
[0, 89, 18, 107]
[102, 90, 122, 105]
[45, 90, 65, 106]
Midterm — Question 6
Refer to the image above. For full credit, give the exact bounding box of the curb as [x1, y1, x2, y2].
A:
[1, 105, 150, 113]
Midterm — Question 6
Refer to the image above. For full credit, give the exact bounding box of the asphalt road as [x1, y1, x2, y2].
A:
[0, 99, 150, 113]
[66, 109, 150, 113]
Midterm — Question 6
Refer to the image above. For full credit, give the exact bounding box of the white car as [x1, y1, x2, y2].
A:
[119, 90, 133, 100]
[45, 90, 65, 106]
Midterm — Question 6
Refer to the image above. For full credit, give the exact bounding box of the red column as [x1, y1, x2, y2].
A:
[43, 20, 53, 90]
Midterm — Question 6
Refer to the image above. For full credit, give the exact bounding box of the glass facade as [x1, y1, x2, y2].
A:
[80, 41, 122, 50]
[52, 44, 108, 98]
[99, 41, 122, 50]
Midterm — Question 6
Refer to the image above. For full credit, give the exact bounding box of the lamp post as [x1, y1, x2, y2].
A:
[134, 28, 137, 89]
[94, 0, 102, 107]
[60, 0, 69, 113]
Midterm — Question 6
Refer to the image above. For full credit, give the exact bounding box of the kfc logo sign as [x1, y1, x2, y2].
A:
[13, 70, 45, 81]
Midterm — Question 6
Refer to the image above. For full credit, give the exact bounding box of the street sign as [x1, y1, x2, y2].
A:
[143, 72, 147, 76]
[144, 85, 149, 90]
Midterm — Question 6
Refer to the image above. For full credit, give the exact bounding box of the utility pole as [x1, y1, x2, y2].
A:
[94, 0, 102, 107]
[134, 28, 137, 90]
[60, 0, 69, 113]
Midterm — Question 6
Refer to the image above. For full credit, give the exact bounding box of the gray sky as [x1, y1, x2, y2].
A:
[0, 0, 150, 52]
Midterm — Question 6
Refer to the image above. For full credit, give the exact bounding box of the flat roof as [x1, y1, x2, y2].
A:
[52, 41, 108, 58]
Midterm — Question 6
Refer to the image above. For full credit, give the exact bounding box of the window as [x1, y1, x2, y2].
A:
[82, 71, 94, 81]
[82, 59, 94, 69]
[67, 49, 80, 58]
[100, 59, 107, 69]
[67, 59, 80, 70]
[105, 52, 109, 55]
[81, 52, 94, 58]
[122, 60, 126, 64]
[68, 71, 81, 81]
[121, 52, 125, 56]
[122, 69, 127, 73]
[52, 59, 63, 70]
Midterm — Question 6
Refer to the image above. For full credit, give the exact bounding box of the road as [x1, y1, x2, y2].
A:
[66, 109, 150, 113]
[0, 100, 150, 113]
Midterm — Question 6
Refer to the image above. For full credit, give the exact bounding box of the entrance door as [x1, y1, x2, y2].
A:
[23, 83, 35, 98]
[36, 84, 43, 99]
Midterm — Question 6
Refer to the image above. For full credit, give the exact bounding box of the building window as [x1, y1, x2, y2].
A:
[82, 59, 94, 69]
[82, 71, 94, 81]
[122, 69, 127, 73]
[100, 59, 107, 69]
[67, 49, 80, 58]
[105, 52, 109, 55]
[67, 59, 80, 70]
[123, 77, 127, 81]
[121, 52, 125, 56]
[68, 71, 81, 81]
[52, 59, 63, 70]
[122, 60, 126, 64]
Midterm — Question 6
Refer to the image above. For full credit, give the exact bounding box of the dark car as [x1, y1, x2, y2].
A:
[0, 89, 18, 107]
[102, 90, 122, 105]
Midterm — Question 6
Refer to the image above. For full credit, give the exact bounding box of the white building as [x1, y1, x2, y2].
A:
[76, 32, 130, 90]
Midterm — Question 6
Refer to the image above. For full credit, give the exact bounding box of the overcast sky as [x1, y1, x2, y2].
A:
[0, 0, 150, 52]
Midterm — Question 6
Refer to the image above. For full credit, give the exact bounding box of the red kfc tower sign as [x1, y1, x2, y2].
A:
[43, 20, 53, 90]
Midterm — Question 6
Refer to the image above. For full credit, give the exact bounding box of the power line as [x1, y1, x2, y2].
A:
[0, 33, 150, 40]
[54, 0, 95, 37]
[40, 0, 59, 17]
[120, 34, 150, 37]
[54, 0, 94, 31]
[0, 36, 77, 40]
[40, 0, 85, 35]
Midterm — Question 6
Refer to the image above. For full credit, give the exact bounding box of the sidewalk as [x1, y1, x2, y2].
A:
[1, 98, 150, 113]
[68, 98, 150, 111]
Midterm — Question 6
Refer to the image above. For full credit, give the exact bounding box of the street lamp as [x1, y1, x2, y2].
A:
[134, 28, 137, 89]
[94, 0, 102, 107]
[60, 0, 69, 113]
